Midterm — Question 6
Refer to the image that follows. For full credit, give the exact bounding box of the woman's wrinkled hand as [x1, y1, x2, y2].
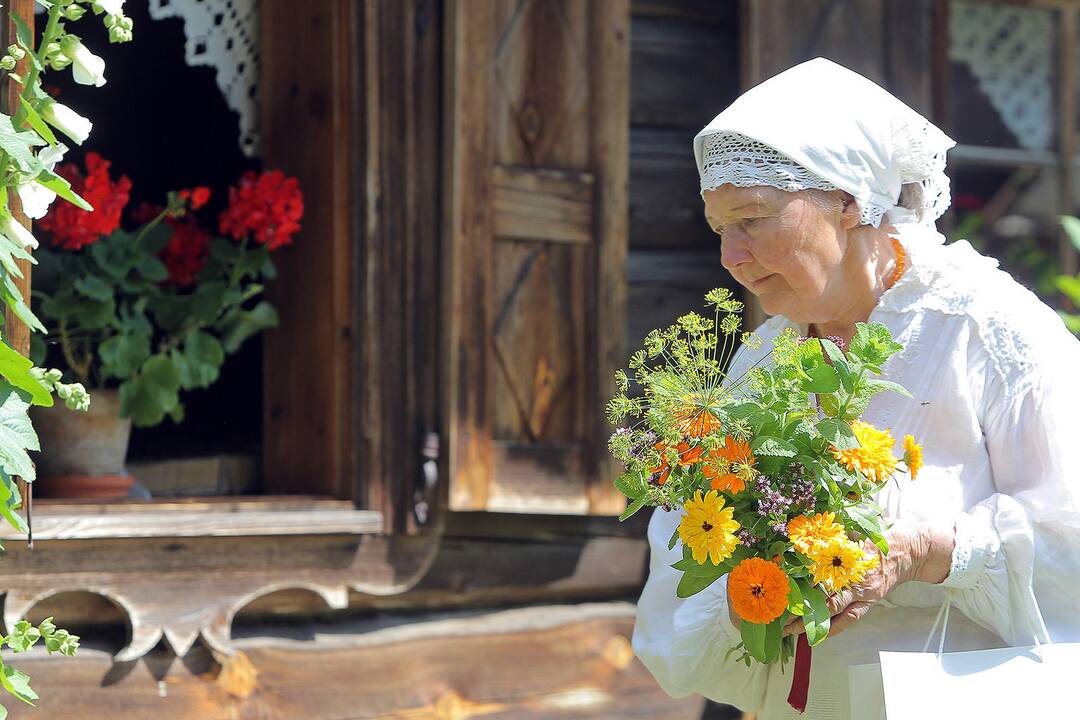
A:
[780, 520, 955, 639]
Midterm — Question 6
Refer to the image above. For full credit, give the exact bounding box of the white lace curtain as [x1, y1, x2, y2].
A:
[949, 0, 1054, 151]
[148, 0, 260, 157]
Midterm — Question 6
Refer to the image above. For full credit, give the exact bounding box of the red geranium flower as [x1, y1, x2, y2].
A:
[38, 152, 132, 250]
[218, 170, 303, 251]
[179, 186, 211, 210]
[158, 215, 210, 287]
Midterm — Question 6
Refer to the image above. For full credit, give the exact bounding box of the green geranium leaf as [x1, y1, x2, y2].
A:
[74, 274, 113, 302]
[118, 354, 181, 427]
[220, 301, 278, 353]
[98, 333, 151, 381]
[178, 331, 225, 389]
[136, 256, 169, 283]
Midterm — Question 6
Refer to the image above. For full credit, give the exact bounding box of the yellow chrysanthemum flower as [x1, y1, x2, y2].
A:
[809, 538, 880, 591]
[903, 434, 923, 481]
[787, 512, 847, 557]
[831, 420, 898, 483]
[678, 489, 741, 565]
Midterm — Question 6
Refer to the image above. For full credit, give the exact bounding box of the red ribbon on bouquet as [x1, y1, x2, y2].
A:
[787, 632, 812, 713]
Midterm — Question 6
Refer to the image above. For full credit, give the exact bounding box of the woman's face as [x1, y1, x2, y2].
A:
[703, 184, 859, 322]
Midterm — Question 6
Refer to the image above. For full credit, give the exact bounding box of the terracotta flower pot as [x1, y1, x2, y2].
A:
[30, 388, 134, 499]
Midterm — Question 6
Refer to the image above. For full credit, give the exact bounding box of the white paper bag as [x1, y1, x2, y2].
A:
[848, 600, 1079, 719]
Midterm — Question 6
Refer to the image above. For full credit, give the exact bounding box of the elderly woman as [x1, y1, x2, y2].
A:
[631, 58, 1080, 718]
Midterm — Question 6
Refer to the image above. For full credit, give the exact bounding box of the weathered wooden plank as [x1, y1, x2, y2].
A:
[630, 127, 715, 248]
[10, 604, 706, 720]
[444, 0, 497, 512]
[630, 15, 739, 128]
[356, 0, 443, 536]
[492, 165, 595, 243]
[126, 454, 258, 497]
[0, 507, 382, 540]
[261, 0, 357, 498]
[588, 0, 633, 516]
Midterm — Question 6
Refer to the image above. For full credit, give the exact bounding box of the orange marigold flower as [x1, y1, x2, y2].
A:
[831, 420, 898, 483]
[650, 441, 705, 486]
[903, 434, 923, 481]
[786, 512, 847, 557]
[703, 435, 756, 494]
[728, 557, 790, 624]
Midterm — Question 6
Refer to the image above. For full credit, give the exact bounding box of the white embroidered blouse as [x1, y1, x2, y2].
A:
[631, 229, 1080, 719]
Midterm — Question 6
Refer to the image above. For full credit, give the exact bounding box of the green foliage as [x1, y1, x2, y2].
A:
[34, 222, 280, 428]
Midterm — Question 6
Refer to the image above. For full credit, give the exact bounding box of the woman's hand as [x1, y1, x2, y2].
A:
[781, 520, 956, 638]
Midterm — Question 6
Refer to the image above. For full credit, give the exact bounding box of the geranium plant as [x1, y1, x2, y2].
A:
[31, 157, 303, 426]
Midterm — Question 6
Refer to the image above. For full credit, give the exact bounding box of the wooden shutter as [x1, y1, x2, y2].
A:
[443, 0, 629, 515]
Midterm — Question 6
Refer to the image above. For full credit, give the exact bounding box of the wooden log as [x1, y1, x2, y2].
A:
[9, 603, 706, 720]
[630, 128, 716, 249]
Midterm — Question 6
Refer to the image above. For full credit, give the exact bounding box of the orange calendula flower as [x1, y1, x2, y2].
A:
[678, 490, 740, 565]
[831, 420, 898, 483]
[786, 512, 847, 557]
[703, 435, 757, 493]
[728, 557, 790, 624]
[903, 434, 923, 481]
[809, 538, 880, 591]
[651, 441, 706, 485]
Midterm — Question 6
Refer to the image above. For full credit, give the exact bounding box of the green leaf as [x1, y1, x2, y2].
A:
[819, 339, 853, 392]
[0, 115, 44, 174]
[862, 377, 912, 399]
[786, 577, 805, 616]
[0, 385, 37, 481]
[1061, 216, 1080, 253]
[118, 354, 182, 427]
[846, 504, 890, 555]
[847, 322, 903, 367]
[799, 581, 831, 647]
[618, 495, 647, 521]
[74, 274, 113, 302]
[98, 333, 151, 381]
[817, 418, 859, 450]
[763, 615, 785, 663]
[1056, 275, 1080, 305]
[136, 256, 169, 283]
[0, 341, 50, 407]
[18, 98, 58, 147]
[676, 570, 723, 597]
[0, 664, 37, 705]
[34, 169, 92, 211]
[751, 436, 797, 458]
[803, 364, 840, 394]
[818, 392, 840, 417]
[0, 470, 27, 534]
[741, 619, 768, 663]
[667, 526, 679, 552]
[219, 301, 278, 353]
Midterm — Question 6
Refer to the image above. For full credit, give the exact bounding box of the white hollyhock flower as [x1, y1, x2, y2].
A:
[0, 212, 39, 250]
[63, 39, 106, 87]
[18, 144, 68, 220]
[98, 0, 126, 15]
[40, 100, 92, 145]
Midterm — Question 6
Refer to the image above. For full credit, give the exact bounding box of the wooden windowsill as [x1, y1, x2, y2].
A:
[4, 495, 383, 540]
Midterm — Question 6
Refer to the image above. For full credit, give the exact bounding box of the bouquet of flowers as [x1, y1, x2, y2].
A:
[606, 288, 922, 710]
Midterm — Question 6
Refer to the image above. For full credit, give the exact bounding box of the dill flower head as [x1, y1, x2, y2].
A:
[678, 490, 740, 565]
[903, 434, 923, 481]
[728, 557, 790, 624]
[809, 538, 880, 591]
[786, 511, 847, 557]
[831, 420, 898, 483]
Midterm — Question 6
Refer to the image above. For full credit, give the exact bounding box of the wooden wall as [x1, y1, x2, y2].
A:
[627, 0, 742, 352]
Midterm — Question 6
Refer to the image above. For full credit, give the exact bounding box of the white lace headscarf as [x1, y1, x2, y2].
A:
[694, 58, 956, 243]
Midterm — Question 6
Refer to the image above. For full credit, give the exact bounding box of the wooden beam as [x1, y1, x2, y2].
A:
[260, 0, 356, 498]
[491, 165, 595, 244]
